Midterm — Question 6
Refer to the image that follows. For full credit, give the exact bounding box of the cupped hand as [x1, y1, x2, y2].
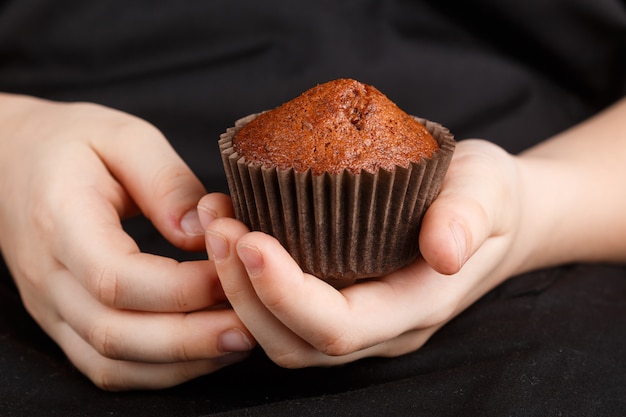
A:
[201, 139, 528, 368]
[0, 94, 254, 390]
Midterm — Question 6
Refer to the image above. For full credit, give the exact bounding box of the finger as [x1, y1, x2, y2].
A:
[206, 219, 327, 364]
[88, 109, 207, 251]
[47, 267, 254, 363]
[234, 232, 448, 355]
[419, 140, 515, 274]
[207, 219, 447, 367]
[51, 321, 250, 391]
[235, 233, 355, 352]
[197, 193, 235, 230]
[53, 188, 225, 312]
[237, 231, 516, 363]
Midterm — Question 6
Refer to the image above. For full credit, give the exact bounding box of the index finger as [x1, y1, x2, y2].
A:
[53, 186, 224, 313]
[207, 218, 444, 356]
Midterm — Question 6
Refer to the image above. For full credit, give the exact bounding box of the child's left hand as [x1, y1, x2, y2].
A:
[200, 139, 528, 367]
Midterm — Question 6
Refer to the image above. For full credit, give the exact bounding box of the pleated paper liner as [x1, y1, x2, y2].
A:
[219, 113, 455, 281]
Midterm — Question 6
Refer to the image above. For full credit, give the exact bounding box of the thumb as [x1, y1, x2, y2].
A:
[419, 140, 509, 275]
[92, 112, 207, 251]
[419, 194, 488, 275]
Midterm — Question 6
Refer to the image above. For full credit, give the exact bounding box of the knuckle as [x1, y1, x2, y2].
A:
[270, 349, 308, 369]
[12, 250, 40, 288]
[88, 321, 121, 360]
[171, 265, 202, 311]
[123, 114, 162, 139]
[456, 197, 489, 227]
[173, 284, 192, 312]
[221, 281, 249, 302]
[316, 330, 360, 357]
[31, 194, 57, 238]
[92, 103, 162, 140]
[150, 163, 195, 202]
[418, 298, 457, 329]
[177, 343, 193, 363]
[259, 290, 291, 313]
[269, 331, 361, 368]
[174, 363, 205, 383]
[171, 337, 195, 362]
[89, 264, 120, 307]
[376, 332, 431, 358]
[89, 363, 125, 392]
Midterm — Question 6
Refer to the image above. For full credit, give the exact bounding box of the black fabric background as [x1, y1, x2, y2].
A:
[1, 0, 625, 415]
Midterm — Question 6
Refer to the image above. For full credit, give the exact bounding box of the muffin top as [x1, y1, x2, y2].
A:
[232, 78, 439, 175]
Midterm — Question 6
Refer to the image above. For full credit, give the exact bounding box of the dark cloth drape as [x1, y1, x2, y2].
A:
[1, 1, 625, 415]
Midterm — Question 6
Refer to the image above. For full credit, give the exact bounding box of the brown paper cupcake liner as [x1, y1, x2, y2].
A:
[219, 113, 455, 280]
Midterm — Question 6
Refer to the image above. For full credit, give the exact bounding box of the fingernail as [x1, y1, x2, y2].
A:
[237, 244, 264, 277]
[450, 221, 468, 268]
[197, 205, 216, 230]
[207, 232, 229, 263]
[181, 209, 205, 237]
[219, 329, 253, 353]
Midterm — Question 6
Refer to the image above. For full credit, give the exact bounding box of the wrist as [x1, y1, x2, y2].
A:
[514, 151, 626, 273]
[513, 156, 577, 273]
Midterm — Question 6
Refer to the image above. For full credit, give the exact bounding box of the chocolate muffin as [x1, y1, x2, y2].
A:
[219, 78, 455, 282]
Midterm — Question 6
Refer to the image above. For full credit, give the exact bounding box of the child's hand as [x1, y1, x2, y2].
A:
[0, 94, 255, 390]
[202, 139, 527, 367]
